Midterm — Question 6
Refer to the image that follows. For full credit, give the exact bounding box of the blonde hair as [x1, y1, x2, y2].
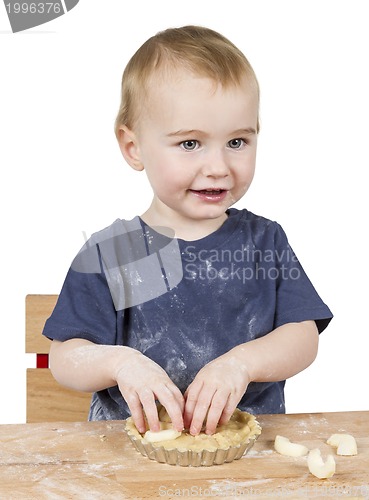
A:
[114, 25, 260, 137]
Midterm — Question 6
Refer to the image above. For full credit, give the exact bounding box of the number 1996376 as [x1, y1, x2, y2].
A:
[5, 3, 62, 14]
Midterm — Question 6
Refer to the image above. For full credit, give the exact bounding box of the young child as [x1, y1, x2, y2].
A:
[44, 25, 333, 437]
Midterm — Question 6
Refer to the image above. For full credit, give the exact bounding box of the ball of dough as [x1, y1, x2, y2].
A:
[307, 448, 336, 479]
[327, 433, 358, 456]
[144, 428, 182, 443]
[274, 435, 309, 457]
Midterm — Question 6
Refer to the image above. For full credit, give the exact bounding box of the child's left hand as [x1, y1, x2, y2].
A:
[183, 347, 251, 436]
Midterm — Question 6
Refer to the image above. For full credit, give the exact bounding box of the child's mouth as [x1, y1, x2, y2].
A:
[197, 189, 224, 195]
[189, 189, 228, 202]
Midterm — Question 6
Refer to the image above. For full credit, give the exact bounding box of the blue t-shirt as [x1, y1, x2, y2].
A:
[43, 208, 333, 419]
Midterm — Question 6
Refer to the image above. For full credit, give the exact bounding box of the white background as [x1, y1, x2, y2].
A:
[0, 0, 368, 424]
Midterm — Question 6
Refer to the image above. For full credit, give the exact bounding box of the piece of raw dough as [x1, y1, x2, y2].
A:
[158, 405, 172, 423]
[307, 448, 336, 479]
[144, 428, 182, 443]
[327, 433, 358, 456]
[274, 435, 309, 457]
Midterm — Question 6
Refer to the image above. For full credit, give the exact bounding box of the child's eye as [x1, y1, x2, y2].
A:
[228, 138, 245, 149]
[180, 140, 198, 151]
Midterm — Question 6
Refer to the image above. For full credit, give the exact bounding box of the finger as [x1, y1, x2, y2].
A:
[156, 385, 185, 432]
[189, 387, 216, 436]
[137, 386, 161, 432]
[123, 390, 147, 433]
[170, 383, 186, 414]
[183, 381, 203, 430]
[204, 390, 231, 435]
[217, 393, 240, 426]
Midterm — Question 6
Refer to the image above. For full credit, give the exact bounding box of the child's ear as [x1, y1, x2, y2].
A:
[117, 125, 144, 171]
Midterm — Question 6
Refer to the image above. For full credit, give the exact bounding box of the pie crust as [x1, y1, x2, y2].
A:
[125, 407, 261, 466]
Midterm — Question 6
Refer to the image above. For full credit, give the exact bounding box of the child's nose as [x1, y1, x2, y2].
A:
[201, 150, 229, 178]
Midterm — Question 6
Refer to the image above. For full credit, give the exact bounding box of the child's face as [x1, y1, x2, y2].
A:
[128, 70, 258, 229]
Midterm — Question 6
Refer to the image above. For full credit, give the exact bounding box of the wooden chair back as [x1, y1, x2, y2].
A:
[25, 294, 91, 422]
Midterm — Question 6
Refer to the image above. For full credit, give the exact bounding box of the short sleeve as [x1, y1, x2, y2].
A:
[273, 224, 333, 333]
[42, 264, 118, 345]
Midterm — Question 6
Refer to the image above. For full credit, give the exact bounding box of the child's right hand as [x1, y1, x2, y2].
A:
[114, 350, 184, 434]
[49, 339, 184, 434]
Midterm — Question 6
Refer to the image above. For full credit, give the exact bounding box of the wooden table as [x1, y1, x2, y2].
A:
[0, 411, 368, 499]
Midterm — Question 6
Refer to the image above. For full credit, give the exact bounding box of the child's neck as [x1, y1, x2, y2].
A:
[140, 207, 228, 241]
